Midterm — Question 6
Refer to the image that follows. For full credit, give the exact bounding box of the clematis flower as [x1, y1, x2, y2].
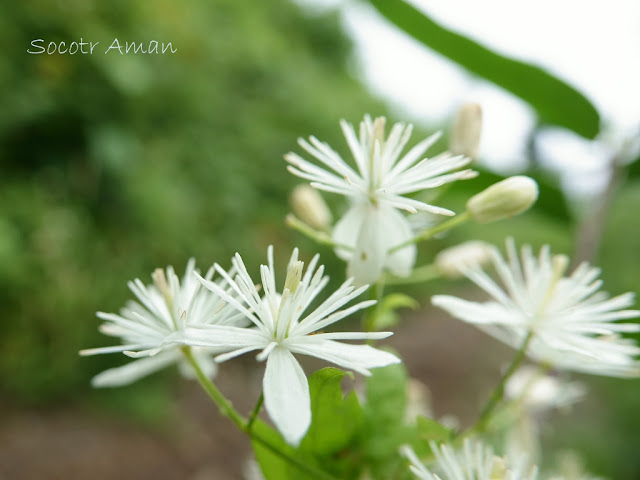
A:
[285, 115, 476, 285]
[432, 239, 640, 377]
[182, 246, 400, 446]
[80, 259, 248, 387]
[402, 439, 538, 480]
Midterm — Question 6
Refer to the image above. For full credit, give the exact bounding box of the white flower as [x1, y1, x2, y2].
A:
[432, 239, 640, 377]
[285, 115, 475, 285]
[402, 439, 537, 480]
[182, 246, 401, 446]
[505, 366, 585, 412]
[80, 259, 248, 387]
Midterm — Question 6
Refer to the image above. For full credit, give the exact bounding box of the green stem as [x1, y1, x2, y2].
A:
[183, 347, 247, 430]
[466, 330, 534, 436]
[183, 347, 338, 480]
[247, 392, 264, 431]
[363, 277, 385, 334]
[286, 214, 352, 251]
[384, 264, 441, 286]
[389, 211, 471, 253]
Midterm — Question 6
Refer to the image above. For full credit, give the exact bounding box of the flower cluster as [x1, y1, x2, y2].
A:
[81, 114, 640, 480]
[82, 248, 399, 445]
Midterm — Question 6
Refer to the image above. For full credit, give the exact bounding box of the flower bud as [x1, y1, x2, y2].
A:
[450, 103, 482, 159]
[435, 241, 494, 279]
[289, 184, 332, 230]
[466, 176, 538, 224]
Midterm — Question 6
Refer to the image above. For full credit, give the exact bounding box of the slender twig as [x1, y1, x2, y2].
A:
[389, 211, 471, 253]
[247, 392, 264, 431]
[285, 214, 352, 251]
[465, 330, 534, 436]
[384, 264, 441, 286]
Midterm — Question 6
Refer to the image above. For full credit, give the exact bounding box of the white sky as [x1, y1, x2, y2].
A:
[298, 0, 640, 195]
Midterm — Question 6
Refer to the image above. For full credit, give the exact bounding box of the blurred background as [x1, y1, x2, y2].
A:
[0, 0, 638, 478]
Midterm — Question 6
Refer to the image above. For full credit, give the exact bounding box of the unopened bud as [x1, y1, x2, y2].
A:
[290, 185, 332, 230]
[466, 176, 538, 224]
[435, 241, 494, 278]
[450, 103, 482, 159]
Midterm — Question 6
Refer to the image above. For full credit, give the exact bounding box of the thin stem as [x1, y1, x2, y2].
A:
[247, 392, 264, 431]
[286, 214, 352, 251]
[466, 330, 534, 436]
[384, 264, 441, 286]
[182, 347, 247, 430]
[183, 347, 338, 480]
[363, 277, 385, 334]
[389, 211, 471, 253]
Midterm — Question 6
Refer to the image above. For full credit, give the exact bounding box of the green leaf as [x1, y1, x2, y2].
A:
[416, 416, 454, 444]
[371, 293, 419, 330]
[301, 368, 363, 457]
[368, 0, 600, 139]
[251, 420, 321, 480]
[361, 361, 413, 478]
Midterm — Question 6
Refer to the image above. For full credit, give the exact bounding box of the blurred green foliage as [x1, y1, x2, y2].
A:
[0, 0, 386, 402]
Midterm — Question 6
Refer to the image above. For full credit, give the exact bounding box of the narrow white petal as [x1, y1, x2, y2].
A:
[263, 347, 311, 446]
[91, 350, 182, 387]
[288, 339, 400, 376]
[347, 205, 386, 286]
[332, 204, 367, 260]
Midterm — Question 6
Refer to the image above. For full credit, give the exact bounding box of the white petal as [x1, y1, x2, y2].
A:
[288, 339, 400, 376]
[347, 205, 386, 286]
[181, 325, 268, 348]
[263, 347, 311, 446]
[379, 206, 416, 277]
[332, 204, 367, 260]
[91, 350, 182, 387]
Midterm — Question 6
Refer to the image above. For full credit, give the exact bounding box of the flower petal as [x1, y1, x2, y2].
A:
[347, 204, 387, 286]
[288, 338, 400, 376]
[91, 350, 182, 387]
[379, 205, 416, 277]
[263, 347, 311, 446]
[332, 203, 367, 260]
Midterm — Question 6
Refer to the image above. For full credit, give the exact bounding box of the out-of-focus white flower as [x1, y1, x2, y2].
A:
[285, 115, 475, 285]
[402, 439, 538, 480]
[432, 239, 640, 377]
[435, 241, 495, 279]
[505, 366, 586, 412]
[183, 246, 400, 446]
[80, 259, 248, 387]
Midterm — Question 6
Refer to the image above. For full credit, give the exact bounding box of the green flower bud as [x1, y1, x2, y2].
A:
[450, 103, 483, 159]
[466, 176, 538, 224]
[290, 184, 332, 230]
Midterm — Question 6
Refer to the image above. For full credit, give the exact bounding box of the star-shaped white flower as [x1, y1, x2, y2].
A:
[182, 246, 400, 446]
[432, 239, 640, 377]
[80, 259, 248, 387]
[402, 439, 537, 480]
[285, 115, 476, 285]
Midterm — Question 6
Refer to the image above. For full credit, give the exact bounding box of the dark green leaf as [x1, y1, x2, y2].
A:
[301, 368, 363, 456]
[368, 0, 600, 138]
